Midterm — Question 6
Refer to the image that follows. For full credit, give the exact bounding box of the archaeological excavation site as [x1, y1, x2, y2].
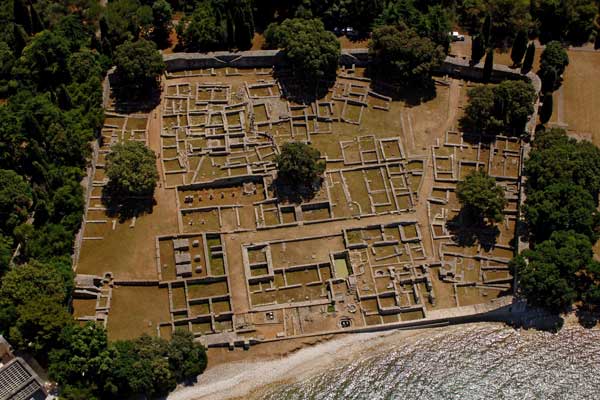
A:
[72, 51, 525, 350]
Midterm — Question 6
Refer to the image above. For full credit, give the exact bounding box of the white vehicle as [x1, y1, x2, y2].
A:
[450, 31, 465, 41]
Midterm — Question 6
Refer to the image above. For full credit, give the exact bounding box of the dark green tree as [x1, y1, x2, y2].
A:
[525, 127, 600, 198]
[521, 42, 535, 73]
[8, 300, 73, 357]
[525, 182, 599, 242]
[539, 40, 569, 91]
[471, 34, 485, 65]
[456, 170, 507, 223]
[12, 30, 71, 91]
[0, 261, 70, 309]
[539, 92, 553, 124]
[105, 141, 158, 198]
[483, 47, 494, 82]
[49, 323, 116, 397]
[176, 2, 222, 51]
[510, 30, 528, 67]
[13, 0, 32, 34]
[517, 230, 595, 310]
[111, 335, 176, 398]
[276, 142, 325, 190]
[375, 1, 451, 50]
[0, 169, 32, 235]
[0, 235, 12, 274]
[369, 24, 445, 86]
[151, 0, 173, 44]
[517, 254, 576, 311]
[113, 39, 165, 94]
[167, 329, 208, 381]
[30, 4, 44, 33]
[270, 18, 340, 84]
[460, 80, 536, 135]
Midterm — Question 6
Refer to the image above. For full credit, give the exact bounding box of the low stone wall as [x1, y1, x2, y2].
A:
[163, 49, 370, 71]
[162, 49, 540, 93]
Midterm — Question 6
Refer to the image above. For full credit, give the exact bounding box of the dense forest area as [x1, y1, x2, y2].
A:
[0, 0, 599, 398]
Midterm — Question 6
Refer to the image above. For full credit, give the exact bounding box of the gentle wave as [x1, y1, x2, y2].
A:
[260, 325, 600, 400]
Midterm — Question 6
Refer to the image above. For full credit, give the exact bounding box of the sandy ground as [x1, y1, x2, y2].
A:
[168, 326, 444, 400]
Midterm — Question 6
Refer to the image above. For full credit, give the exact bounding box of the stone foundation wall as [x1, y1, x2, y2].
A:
[162, 49, 540, 93]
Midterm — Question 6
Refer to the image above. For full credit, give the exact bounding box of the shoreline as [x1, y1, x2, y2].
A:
[167, 322, 502, 400]
[168, 307, 580, 400]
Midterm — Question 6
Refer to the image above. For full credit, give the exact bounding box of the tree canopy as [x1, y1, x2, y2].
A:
[517, 230, 596, 311]
[266, 18, 340, 85]
[176, 0, 254, 51]
[539, 41, 569, 92]
[275, 142, 325, 194]
[460, 80, 536, 135]
[105, 141, 158, 198]
[114, 39, 165, 95]
[456, 170, 507, 223]
[369, 24, 445, 86]
[516, 127, 600, 312]
[0, 169, 32, 235]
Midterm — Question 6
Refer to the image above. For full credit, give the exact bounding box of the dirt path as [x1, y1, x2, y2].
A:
[413, 79, 461, 260]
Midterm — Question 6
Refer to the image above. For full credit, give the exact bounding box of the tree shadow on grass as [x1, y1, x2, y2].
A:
[273, 67, 335, 104]
[366, 68, 437, 106]
[446, 207, 500, 251]
[269, 177, 323, 204]
[109, 73, 162, 114]
[101, 183, 156, 223]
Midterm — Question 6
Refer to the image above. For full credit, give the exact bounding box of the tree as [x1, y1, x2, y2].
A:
[534, 0, 597, 45]
[517, 230, 594, 311]
[539, 41, 569, 91]
[276, 142, 325, 190]
[525, 128, 600, 198]
[460, 85, 498, 133]
[510, 30, 528, 66]
[525, 182, 599, 242]
[456, 170, 507, 223]
[492, 80, 537, 132]
[539, 92, 553, 123]
[517, 254, 576, 311]
[540, 65, 557, 93]
[0, 261, 70, 309]
[13, 0, 32, 34]
[269, 18, 340, 85]
[458, 0, 532, 48]
[151, 0, 173, 44]
[113, 39, 165, 94]
[483, 47, 493, 82]
[112, 335, 176, 398]
[12, 30, 71, 91]
[369, 24, 445, 86]
[8, 300, 73, 357]
[471, 34, 485, 65]
[375, 1, 451, 50]
[167, 329, 207, 382]
[460, 80, 536, 135]
[105, 141, 158, 198]
[0, 235, 12, 274]
[176, 2, 222, 51]
[49, 323, 116, 397]
[0, 169, 32, 235]
[521, 42, 535, 73]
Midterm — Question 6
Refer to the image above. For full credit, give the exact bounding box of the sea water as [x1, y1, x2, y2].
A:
[260, 324, 600, 400]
